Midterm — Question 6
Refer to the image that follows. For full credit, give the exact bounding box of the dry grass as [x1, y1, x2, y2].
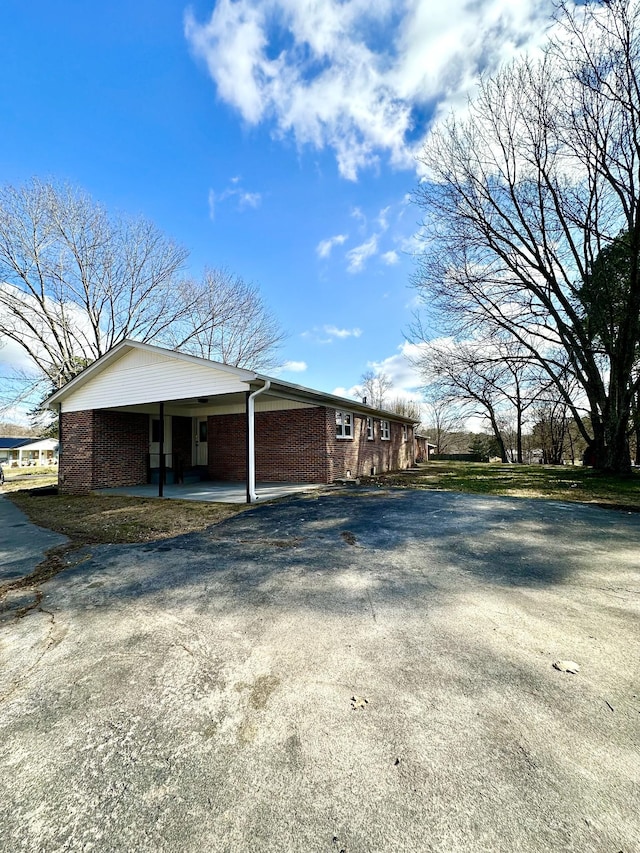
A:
[6, 492, 246, 545]
[1, 467, 58, 492]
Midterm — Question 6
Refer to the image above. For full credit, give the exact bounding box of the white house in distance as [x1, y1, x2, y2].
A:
[46, 340, 419, 502]
[0, 437, 59, 467]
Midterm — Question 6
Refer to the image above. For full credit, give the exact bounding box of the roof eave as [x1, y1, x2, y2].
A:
[254, 375, 419, 424]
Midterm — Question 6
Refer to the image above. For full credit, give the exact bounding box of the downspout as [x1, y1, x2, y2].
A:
[247, 380, 271, 503]
[57, 403, 62, 487]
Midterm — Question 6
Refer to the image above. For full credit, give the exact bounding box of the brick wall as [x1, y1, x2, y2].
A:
[60, 410, 148, 493]
[59, 405, 414, 493]
[255, 408, 328, 482]
[59, 410, 95, 494]
[326, 409, 414, 480]
[207, 413, 246, 480]
[207, 405, 412, 484]
[207, 407, 329, 483]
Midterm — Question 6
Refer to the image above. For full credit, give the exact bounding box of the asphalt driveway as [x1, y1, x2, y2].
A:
[1, 489, 638, 852]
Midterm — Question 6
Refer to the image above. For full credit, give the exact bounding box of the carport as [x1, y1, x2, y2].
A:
[46, 340, 417, 501]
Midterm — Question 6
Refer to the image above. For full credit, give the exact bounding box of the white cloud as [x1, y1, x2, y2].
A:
[301, 324, 362, 343]
[279, 359, 307, 373]
[0, 336, 38, 374]
[332, 342, 428, 411]
[185, 0, 555, 180]
[346, 234, 378, 273]
[323, 325, 362, 339]
[367, 340, 431, 391]
[381, 250, 399, 265]
[316, 233, 348, 258]
[351, 206, 366, 226]
[377, 206, 391, 230]
[239, 191, 262, 209]
[332, 384, 362, 400]
[208, 180, 261, 220]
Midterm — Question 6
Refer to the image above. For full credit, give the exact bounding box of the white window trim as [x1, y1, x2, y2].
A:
[366, 417, 374, 440]
[381, 419, 390, 441]
[335, 409, 354, 439]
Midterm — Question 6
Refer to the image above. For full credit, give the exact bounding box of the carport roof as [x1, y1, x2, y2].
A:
[45, 340, 419, 424]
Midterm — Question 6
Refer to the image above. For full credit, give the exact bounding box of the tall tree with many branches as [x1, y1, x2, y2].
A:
[412, 0, 640, 473]
[167, 268, 286, 371]
[0, 179, 285, 410]
[0, 179, 189, 388]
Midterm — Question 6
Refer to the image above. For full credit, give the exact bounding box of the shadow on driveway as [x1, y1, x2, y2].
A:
[1, 489, 639, 853]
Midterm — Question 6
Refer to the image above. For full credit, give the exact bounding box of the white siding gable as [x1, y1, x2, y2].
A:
[60, 348, 249, 412]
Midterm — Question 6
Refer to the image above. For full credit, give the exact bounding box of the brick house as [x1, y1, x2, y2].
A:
[46, 340, 418, 501]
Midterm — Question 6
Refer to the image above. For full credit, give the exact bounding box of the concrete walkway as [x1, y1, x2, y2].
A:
[96, 481, 326, 503]
[0, 495, 68, 583]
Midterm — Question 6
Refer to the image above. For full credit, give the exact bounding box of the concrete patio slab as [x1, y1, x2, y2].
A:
[95, 481, 326, 503]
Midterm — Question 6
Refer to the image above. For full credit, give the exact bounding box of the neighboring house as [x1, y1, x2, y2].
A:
[0, 437, 59, 467]
[46, 340, 419, 500]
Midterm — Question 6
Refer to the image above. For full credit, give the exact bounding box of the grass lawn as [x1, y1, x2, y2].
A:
[3, 461, 639, 550]
[1, 466, 59, 492]
[361, 460, 640, 510]
[6, 492, 246, 545]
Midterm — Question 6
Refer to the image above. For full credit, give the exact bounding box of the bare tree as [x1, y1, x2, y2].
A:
[425, 342, 511, 462]
[167, 268, 286, 371]
[0, 178, 188, 389]
[422, 397, 466, 455]
[387, 397, 422, 420]
[359, 370, 393, 409]
[0, 180, 286, 409]
[420, 336, 552, 462]
[412, 0, 640, 473]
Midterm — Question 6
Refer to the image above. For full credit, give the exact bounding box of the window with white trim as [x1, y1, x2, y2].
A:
[381, 419, 390, 440]
[366, 417, 374, 440]
[335, 410, 353, 439]
[403, 424, 408, 441]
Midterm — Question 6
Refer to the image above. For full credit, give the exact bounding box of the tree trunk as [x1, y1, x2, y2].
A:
[597, 376, 632, 473]
[516, 406, 523, 464]
[487, 408, 508, 463]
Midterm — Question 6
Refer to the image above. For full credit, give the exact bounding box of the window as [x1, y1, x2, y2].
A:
[335, 410, 353, 439]
[403, 424, 407, 441]
[151, 419, 161, 443]
[380, 419, 390, 441]
[366, 417, 374, 440]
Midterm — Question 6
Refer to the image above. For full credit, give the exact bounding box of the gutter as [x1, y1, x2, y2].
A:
[247, 379, 271, 503]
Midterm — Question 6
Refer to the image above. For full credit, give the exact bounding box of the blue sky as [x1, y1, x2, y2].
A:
[0, 0, 556, 416]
